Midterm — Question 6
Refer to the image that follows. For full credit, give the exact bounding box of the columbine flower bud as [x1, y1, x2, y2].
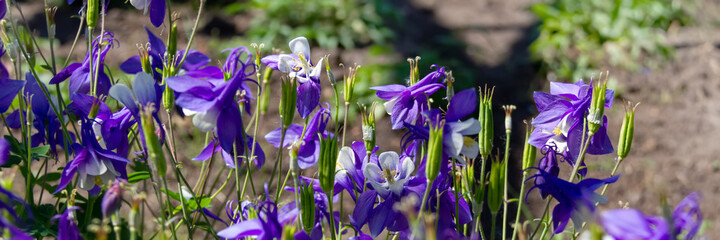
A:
[425, 118, 444, 182]
[46, 7, 57, 40]
[487, 157, 505, 214]
[140, 105, 166, 176]
[478, 86, 494, 158]
[343, 64, 359, 103]
[318, 135, 338, 195]
[360, 103, 377, 155]
[138, 44, 152, 74]
[87, 0, 99, 28]
[407, 56, 421, 85]
[588, 73, 609, 134]
[502, 105, 515, 132]
[101, 180, 123, 218]
[522, 120, 538, 170]
[325, 56, 336, 85]
[617, 102, 639, 159]
[259, 67, 273, 114]
[167, 21, 178, 60]
[280, 77, 298, 128]
[299, 181, 316, 232]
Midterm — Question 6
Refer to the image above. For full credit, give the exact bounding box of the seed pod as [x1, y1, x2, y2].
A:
[318, 135, 338, 195]
[141, 106, 166, 176]
[343, 65, 359, 103]
[163, 85, 174, 111]
[324, 57, 336, 85]
[361, 103, 377, 154]
[478, 86, 494, 158]
[167, 22, 178, 59]
[425, 121, 444, 182]
[299, 181, 316, 232]
[588, 73, 609, 134]
[279, 77, 298, 128]
[87, 0, 99, 28]
[259, 67, 273, 114]
[522, 121, 538, 170]
[487, 157, 505, 214]
[617, 102, 638, 159]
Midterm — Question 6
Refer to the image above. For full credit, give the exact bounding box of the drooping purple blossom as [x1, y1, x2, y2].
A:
[673, 192, 702, 239]
[129, 0, 166, 28]
[120, 27, 216, 80]
[24, 73, 76, 155]
[529, 80, 614, 162]
[371, 65, 445, 129]
[527, 168, 619, 234]
[261, 37, 323, 118]
[50, 32, 116, 96]
[54, 119, 130, 193]
[53, 206, 82, 240]
[217, 201, 285, 240]
[533, 143, 586, 199]
[167, 46, 259, 158]
[265, 105, 331, 169]
[0, 187, 32, 240]
[102, 180, 123, 218]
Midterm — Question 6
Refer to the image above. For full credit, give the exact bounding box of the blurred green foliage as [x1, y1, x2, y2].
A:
[530, 0, 691, 81]
[226, 0, 392, 49]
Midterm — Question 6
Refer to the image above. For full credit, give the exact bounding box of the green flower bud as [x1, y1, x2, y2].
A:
[343, 65, 359, 103]
[167, 22, 178, 60]
[163, 85, 174, 111]
[87, 0, 99, 28]
[299, 181, 316, 232]
[588, 73, 609, 134]
[478, 86, 494, 158]
[522, 121, 537, 170]
[360, 103, 377, 154]
[324, 56, 336, 85]
[140, 105, 166, 176]
[407, 56, 421, 85]
[138, 44, 152, 74]
[618, 102, 639, 159]
[280, 77, 298, 128]
[259, 67, 273, 114]
[425, 120, 444, 182]
[318, 135, 338, 195]
[487, 157, 505, 214]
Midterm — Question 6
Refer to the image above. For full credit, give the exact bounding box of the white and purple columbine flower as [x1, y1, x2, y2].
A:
[334, 141, 378, 200]
[51, 32, 116, 96]
[261, 37, 323, 118]
[363, 151, 415, 199]
[372, 65, 445, 129]
[529, 80, 614, 161]
[109, 72, 165, 154]
[129, 0, 166, 28]
[265, 105, 331, 169]
[167, 46, 262, 162]
[527, 168, 619, 234]
[600, 192, 702, 240]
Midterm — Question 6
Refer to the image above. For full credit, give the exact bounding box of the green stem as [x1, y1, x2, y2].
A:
[491, 212, 497, 240]
[341, 102, 349, 147]
[511, 171, 528, 240]
[600, 157, 623, 196]
[530, 197, 552, 240]
[502, 129, 511, 240]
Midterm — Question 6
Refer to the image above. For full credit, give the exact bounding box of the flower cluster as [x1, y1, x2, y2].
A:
[0, 1, 705, 240]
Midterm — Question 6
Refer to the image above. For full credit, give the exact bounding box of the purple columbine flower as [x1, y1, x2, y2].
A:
[0, 44, 23, 114]
[426, 173, 473, 239]
[50, 32, 116, 96]
[599, 192, 702, 240]
[53, 206, 81, 240]
[0, 0, 6, 20]
[55, 119, 130, 193]
[24, 72, 77, 155]
[352, 151, 426, 237]
[261, 37, 323, 118]
[371, 65, 445, 129]
[334, 141, 378, 200]
[527, 168, 619, 234]
[529, 80, 614, 162]
[0, 187, 33, 240]
[129, 0, 166, 28]
[102, 180, 124, 218]
[109, 72, 165, 155]
[265, 105, 331, 169]
[600, 209, 670, 240]
[673, 192, 702, 239]
[533, 143, 586, 199]
[217, 201, 284, 240]
[120, 27, 216, 80]
[167, 47, 259, 158]
[404, 88, 481, 160]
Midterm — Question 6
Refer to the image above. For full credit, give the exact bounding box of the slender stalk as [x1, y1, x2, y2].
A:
[175, 0, 206, 70]
[476, 155, 487, 232]
[600, 157, 623, 196]
[511, 171, 528, 240]
[210, 168, 235, 200]
[451, 158, 460, 235]
[502, 129, 511, 240]
[491, 212, 497, 240]
[267, 126, 286, 201]
[63, 12, 85, 67]
[341, 102, 349, 147]
[233, 142, 242, 201]
[529, 197, 552, 239]
[417, 179, 433, 221]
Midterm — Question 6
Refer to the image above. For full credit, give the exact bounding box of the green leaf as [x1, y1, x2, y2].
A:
[128, 171, 151, 184]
